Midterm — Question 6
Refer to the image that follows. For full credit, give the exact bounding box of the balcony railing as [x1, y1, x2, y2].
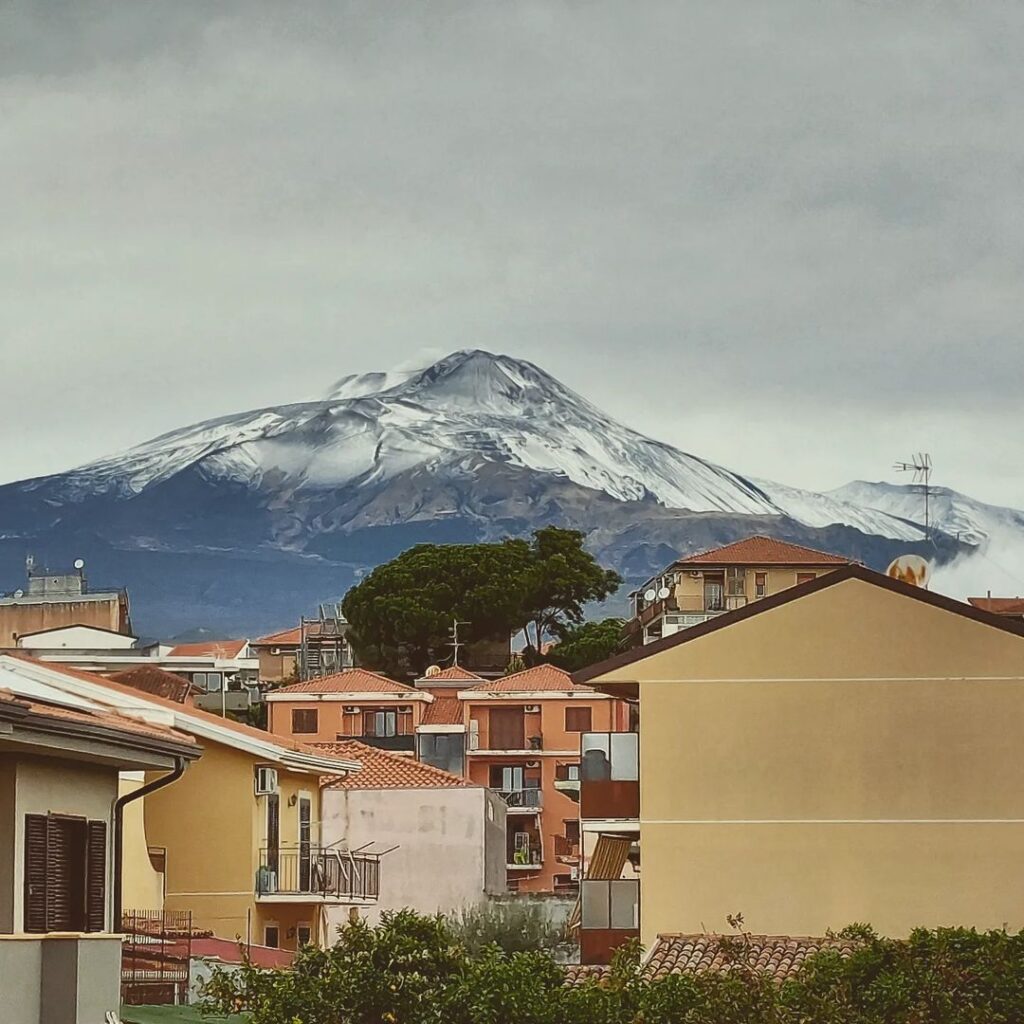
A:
[256, 847, 380, 902]
[497, 787, 543, 811]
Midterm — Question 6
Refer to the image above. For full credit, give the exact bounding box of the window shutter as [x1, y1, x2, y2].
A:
[85, 820, 107, 932]
[47, 816, 74, 931]
[23, 814, 48, 933]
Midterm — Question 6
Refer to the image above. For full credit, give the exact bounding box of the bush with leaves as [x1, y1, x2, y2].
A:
[449, 901, 562, 956]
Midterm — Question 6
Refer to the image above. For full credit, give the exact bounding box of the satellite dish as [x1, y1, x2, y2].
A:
[424, 664, 442, 678]
[657, 586, 671, 600]
[643, 588, 657, 602]
[886, 554, 931, 589]
[13, 589, 23, 598]
[73, 558, 85, 570]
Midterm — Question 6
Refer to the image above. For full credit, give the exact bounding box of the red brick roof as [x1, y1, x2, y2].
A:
[677, 536, 853, 567]
[468, 664, 592, 693]
[420, 665, 485, 682]
[645, 933, 856, 982]
[968, 597, 1024, 616]
[272, 669, 416, 695]
[110, 666, 196, 704]
[420, 696, 464, 726]
[252, 627, 302, 646]
[168, 639, 248, 659]
[317, 740, 473, 790]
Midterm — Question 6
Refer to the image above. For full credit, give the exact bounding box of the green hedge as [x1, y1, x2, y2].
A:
[202, 911, 1024, 1024]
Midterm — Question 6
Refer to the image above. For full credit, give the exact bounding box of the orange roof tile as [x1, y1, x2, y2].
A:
[419, 665, 485, 683]
[252, 627, 302, 647]
[317, 741, 473, 790]
[168, 639, 248, 659]
[467, 664, 592, 693]
[272, 669, 416, 695]
[676, 535, 854, 567]
[420, 697, 464, 726]
[968, 597, 1024, 616]
[110, 666, 196, 704]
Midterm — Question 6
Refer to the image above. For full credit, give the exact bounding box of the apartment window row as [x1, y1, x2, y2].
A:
[24, 813, 106, 934]
[289, 706, 414, 736]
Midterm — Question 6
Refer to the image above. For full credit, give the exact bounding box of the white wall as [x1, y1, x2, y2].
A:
[321, 786, 506, 931]
[18, 625, 136, 650]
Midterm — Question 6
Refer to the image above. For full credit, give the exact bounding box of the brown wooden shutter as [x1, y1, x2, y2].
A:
[23, 814, 49, 933]
[47, 816, 87, 932]
[489, 708, 525, 750]
[85, 820, 107, 933]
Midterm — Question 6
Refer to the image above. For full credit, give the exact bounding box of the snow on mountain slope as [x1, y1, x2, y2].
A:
[829, 481, 1024, 547]
[21, 350, 925, 542]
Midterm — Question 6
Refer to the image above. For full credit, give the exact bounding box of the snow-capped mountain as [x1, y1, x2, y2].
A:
[0, 349, 1000, 634]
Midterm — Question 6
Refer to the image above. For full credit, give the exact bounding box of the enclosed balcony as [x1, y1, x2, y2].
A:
[580, 732, 639, 821]
[256, 846, 380, 903]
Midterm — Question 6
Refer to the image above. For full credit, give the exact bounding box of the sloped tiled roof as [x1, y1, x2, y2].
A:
[272, 669, 416, 695]
[968, 596, 1024, 616]
[252, 627, 302, 646]
[420, 665, 485, 683]
[645, 933, 856, 982]
[677, 536, 853, 567]
[168, 639, 248, 659]
[468, 664, 592, 693]
[318, 740, 473, 790]
[563, 964, 610, 986]
[420, 696, 464, 726]
[110, 666, 196, 704]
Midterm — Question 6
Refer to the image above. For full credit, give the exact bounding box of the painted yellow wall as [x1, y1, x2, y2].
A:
[672, 565, 828, 610]
[599, 577, 1024, 946]
[119, 774, 165, 913]
[142, 740, 322, 949]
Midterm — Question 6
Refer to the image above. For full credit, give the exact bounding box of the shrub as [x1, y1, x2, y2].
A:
[448, 900, 562, 956]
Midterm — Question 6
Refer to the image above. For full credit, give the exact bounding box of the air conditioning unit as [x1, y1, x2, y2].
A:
[570, 866, 580, 881]
[254, 766, 278, 795]
[343, 706, 360, 714]
[526, 760, 540, 769]
[524, 704, 541, 714]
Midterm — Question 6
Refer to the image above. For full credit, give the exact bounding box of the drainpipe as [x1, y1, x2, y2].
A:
[113, 757, 187, 928]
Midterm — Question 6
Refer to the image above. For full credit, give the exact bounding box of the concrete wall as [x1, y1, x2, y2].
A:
[322, 785, 505, 929]
[18, 625, 136, 650]
[482, 790, 507, 896]
[600, 577, 1024, 946]
[0, 598, 122, 649]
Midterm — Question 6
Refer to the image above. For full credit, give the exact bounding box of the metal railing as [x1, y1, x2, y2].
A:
[497, 787, 543, 810]
[256, 847, 380, 901]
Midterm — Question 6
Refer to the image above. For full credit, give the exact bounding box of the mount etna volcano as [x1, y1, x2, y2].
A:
[0, 350, 1011, 635]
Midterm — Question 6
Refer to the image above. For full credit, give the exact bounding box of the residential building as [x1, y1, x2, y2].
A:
[967, 595, 1024, 621]
[627, 535, 855, 645]
[252, 607, 354, 686]
[458, 664, 629, 894]
[0, 557, 132, 649]
[316, 740, 506, 926]
[0, 657, 371, 952]
[575, 564, 1024, 960]
[0, 655, 198, 1024]
[266, 669, 434, 754]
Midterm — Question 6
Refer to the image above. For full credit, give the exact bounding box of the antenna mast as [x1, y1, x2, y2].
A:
[893, 452, 933, 541]
[449, 618, 469, 666]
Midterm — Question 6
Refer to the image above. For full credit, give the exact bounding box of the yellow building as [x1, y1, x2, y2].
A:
[578, 565, 1024, 953]
[627, 535, 855, 645]
[4, 659, 369, 952]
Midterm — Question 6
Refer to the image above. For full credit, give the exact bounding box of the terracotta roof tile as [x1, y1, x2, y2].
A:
[468, 664, 592, 693]
[645, 933, 856, 983]
[272, 669, 416, 695]
[420, 697, 464, 726]
[562, 964, 610, 986]
[676, 536, 854, 567]
[419, 665, 485, 683]
[968, 597, 1024, 615]
[110, 666, 196, 704]
[168, 639, 248, 659]
[317, 740, 473, 790]
[252, 627, 302, 646]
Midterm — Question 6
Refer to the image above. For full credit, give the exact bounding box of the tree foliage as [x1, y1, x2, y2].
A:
[546, 618, 627, 672]
[203, 911, 1024, 1024]
[342, 528, 621, 676]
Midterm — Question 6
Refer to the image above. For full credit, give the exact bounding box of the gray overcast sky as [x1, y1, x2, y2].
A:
[2, 1, 1023, 507]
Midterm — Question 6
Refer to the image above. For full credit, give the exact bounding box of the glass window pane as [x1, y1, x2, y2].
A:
[610, 880, 638, 929]
[610, 733, 639, 781]
[581, 880, 610, 929]
[581, 734, 611, 781]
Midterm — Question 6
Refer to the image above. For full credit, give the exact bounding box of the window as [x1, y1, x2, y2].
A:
[192, 672, 223, 692]
[488, 707, 525, 750]
[23, 814, 106, 934]
[364, 710, 397, 737]
[265, 794, 280, 874]
[491, 765, 525, 791]
[796, 572, 816, 585]
[580, 878, 639, 930]
[581, 732, 638, 782]
[565, 706, 592, 732]
[417, 733, 465, 775]
[555, 763, 580, 782]
[755, 572, 767, 598]
[291, 708, 318, 734]
[564, 819, 580, 843]
[264, 925, 280, 948]
[297, 923, 312, 947]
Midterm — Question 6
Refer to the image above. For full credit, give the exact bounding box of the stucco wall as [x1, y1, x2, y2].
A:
[119, 772, 165, 913]
[625, 577, 1024, 946]
[0, 598, 122, 648]
[0, 758, 16, 932]
[322, 785, 504, 928]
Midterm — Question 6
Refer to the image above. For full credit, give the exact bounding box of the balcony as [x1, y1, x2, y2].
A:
[507, 831, 543, 870]
[256, 847, 380, 903]
[498, 787, 543, 812]
[580, 732, 639, 821]
[580, 878, 640, 965]
[554, 833, 580, 864]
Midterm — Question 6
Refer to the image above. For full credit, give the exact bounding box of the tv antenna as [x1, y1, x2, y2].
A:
[893, 452, 933, 540]
[448, 618, 470, 666]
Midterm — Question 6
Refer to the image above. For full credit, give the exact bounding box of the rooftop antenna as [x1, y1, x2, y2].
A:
[893, 452, 932, 541]
[448, 618, 469, 666]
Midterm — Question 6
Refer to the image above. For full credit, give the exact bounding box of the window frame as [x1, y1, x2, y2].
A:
[565, 706, 593, 733]
[291, 707, 319, 734]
